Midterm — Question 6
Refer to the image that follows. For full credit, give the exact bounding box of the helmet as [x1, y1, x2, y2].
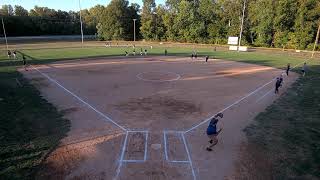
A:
[215, 113, 223, 118]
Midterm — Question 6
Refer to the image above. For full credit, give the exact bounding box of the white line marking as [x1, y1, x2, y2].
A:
[256, 88, 274, 103]
[165, 130, 185, 134]
[122, 160, 145, 163]
[115, 131, 128, 180]
[185, 78, 275, 133]
[127, 130, 149, 133]
[30, 65, 127, 131]
[164, 130, 189, 162]
[169, 160, 190, 163]
[136, 71, 181, 82]
[163, 131, 168, 161]
[181, 133, 196, 180]
[121, 131, 148, 162]
[144, 131, 148, 161]
[185, 58, 312, 134]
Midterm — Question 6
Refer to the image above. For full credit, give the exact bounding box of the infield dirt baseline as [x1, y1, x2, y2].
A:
[29, 57, 305, 180]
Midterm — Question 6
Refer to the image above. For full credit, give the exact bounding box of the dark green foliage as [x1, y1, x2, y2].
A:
[1, 0, 320, 49]
[0, 5, 95, 36]
[97, 0, 140, 40]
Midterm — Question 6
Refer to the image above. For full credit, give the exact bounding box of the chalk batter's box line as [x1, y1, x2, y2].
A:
[115, 131, 129, 180]
[163, 130, 197, 180]
[163, 130, 189, 163]
[121, 130, 149, 163]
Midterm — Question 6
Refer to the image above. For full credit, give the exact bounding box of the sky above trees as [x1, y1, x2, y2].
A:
[0, 0, 165, 11]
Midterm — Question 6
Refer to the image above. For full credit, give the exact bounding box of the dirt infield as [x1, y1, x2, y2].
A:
[21, 56, 298, 180]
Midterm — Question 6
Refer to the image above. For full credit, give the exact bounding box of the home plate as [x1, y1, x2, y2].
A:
[151, 144, 161, 150]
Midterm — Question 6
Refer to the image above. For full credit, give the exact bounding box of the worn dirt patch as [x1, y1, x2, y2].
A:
[138, 71, 180, 81]
[37, 133, 123, 180]
[20, 57, 299, 180]
[114, 96, 201, 120]
[215, 71, 232, 75]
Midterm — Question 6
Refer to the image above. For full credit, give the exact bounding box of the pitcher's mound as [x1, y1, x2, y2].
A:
[137, 71, 180, 82]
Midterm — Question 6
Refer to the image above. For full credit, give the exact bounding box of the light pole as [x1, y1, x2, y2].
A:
[238, 0, 246, 52]
[153, 12, 157, 41]
[312, 23, 320, 58]
[78, 0, 84, 45]
[1, 17, 9, 51]
[133, 19, 137, 42]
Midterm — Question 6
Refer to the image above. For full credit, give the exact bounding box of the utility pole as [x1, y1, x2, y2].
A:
[312, 23, 320, 58]
[133, 19, 137, 42]
[238, 0, 246, 52]
[1, 17, 9, 51]
[78, 0, 84, 46]
[153, 12, 157, 41]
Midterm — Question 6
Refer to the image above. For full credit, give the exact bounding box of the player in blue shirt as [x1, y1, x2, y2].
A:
[206, 113, 223, 151]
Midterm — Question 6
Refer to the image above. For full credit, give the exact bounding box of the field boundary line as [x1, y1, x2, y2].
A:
[115, 131, 129, 180]
[255, 58, 311, 103]
[30, 65, 127, 131]
[185, 78, 275, 133]
[184, 57, 308, 134]
[163, 131, 196, 180]
[182, 133, 196, 180]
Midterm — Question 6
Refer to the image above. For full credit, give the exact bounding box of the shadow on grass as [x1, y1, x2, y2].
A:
[0, 69, 70, 179]
[235, 64, 320, 179]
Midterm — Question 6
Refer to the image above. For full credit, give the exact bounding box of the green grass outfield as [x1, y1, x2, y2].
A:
[0, 45, 319, 179]
[0, 46, 314, 68]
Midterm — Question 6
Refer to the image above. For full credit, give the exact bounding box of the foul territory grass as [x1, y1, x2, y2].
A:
[0, 65, 70, 179]
[0, 44, 319, 179]
[243, 60, 320, 179]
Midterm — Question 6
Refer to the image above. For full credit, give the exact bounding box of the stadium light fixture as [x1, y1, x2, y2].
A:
[133, 19, 137, 42]
[78, 0, 84, 46]
[1, 18, 9, 51]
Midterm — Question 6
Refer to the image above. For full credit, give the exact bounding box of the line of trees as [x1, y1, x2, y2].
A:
[0, 5, 96, 36]
[1, 0, 320, 50]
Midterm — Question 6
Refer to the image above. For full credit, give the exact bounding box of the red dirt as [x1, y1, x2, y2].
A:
[21, 56, 298, 180]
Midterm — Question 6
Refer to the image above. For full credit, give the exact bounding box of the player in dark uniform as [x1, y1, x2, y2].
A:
[165, 49, 167, 56]
[22, 55, 28, 71]
[301, 62, 307, 77]
[286, 63, 290, 76]
[275, 77, 281, 94]
[7, 50, 11, 58]
[206, 113, 223, 151]
[13, 51, 17, 59]
[279, 74, 283, 87]
[205, 55, 209, 62]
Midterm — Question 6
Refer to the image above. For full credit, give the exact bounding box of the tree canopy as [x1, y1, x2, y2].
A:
[0, 0, 319, 50]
